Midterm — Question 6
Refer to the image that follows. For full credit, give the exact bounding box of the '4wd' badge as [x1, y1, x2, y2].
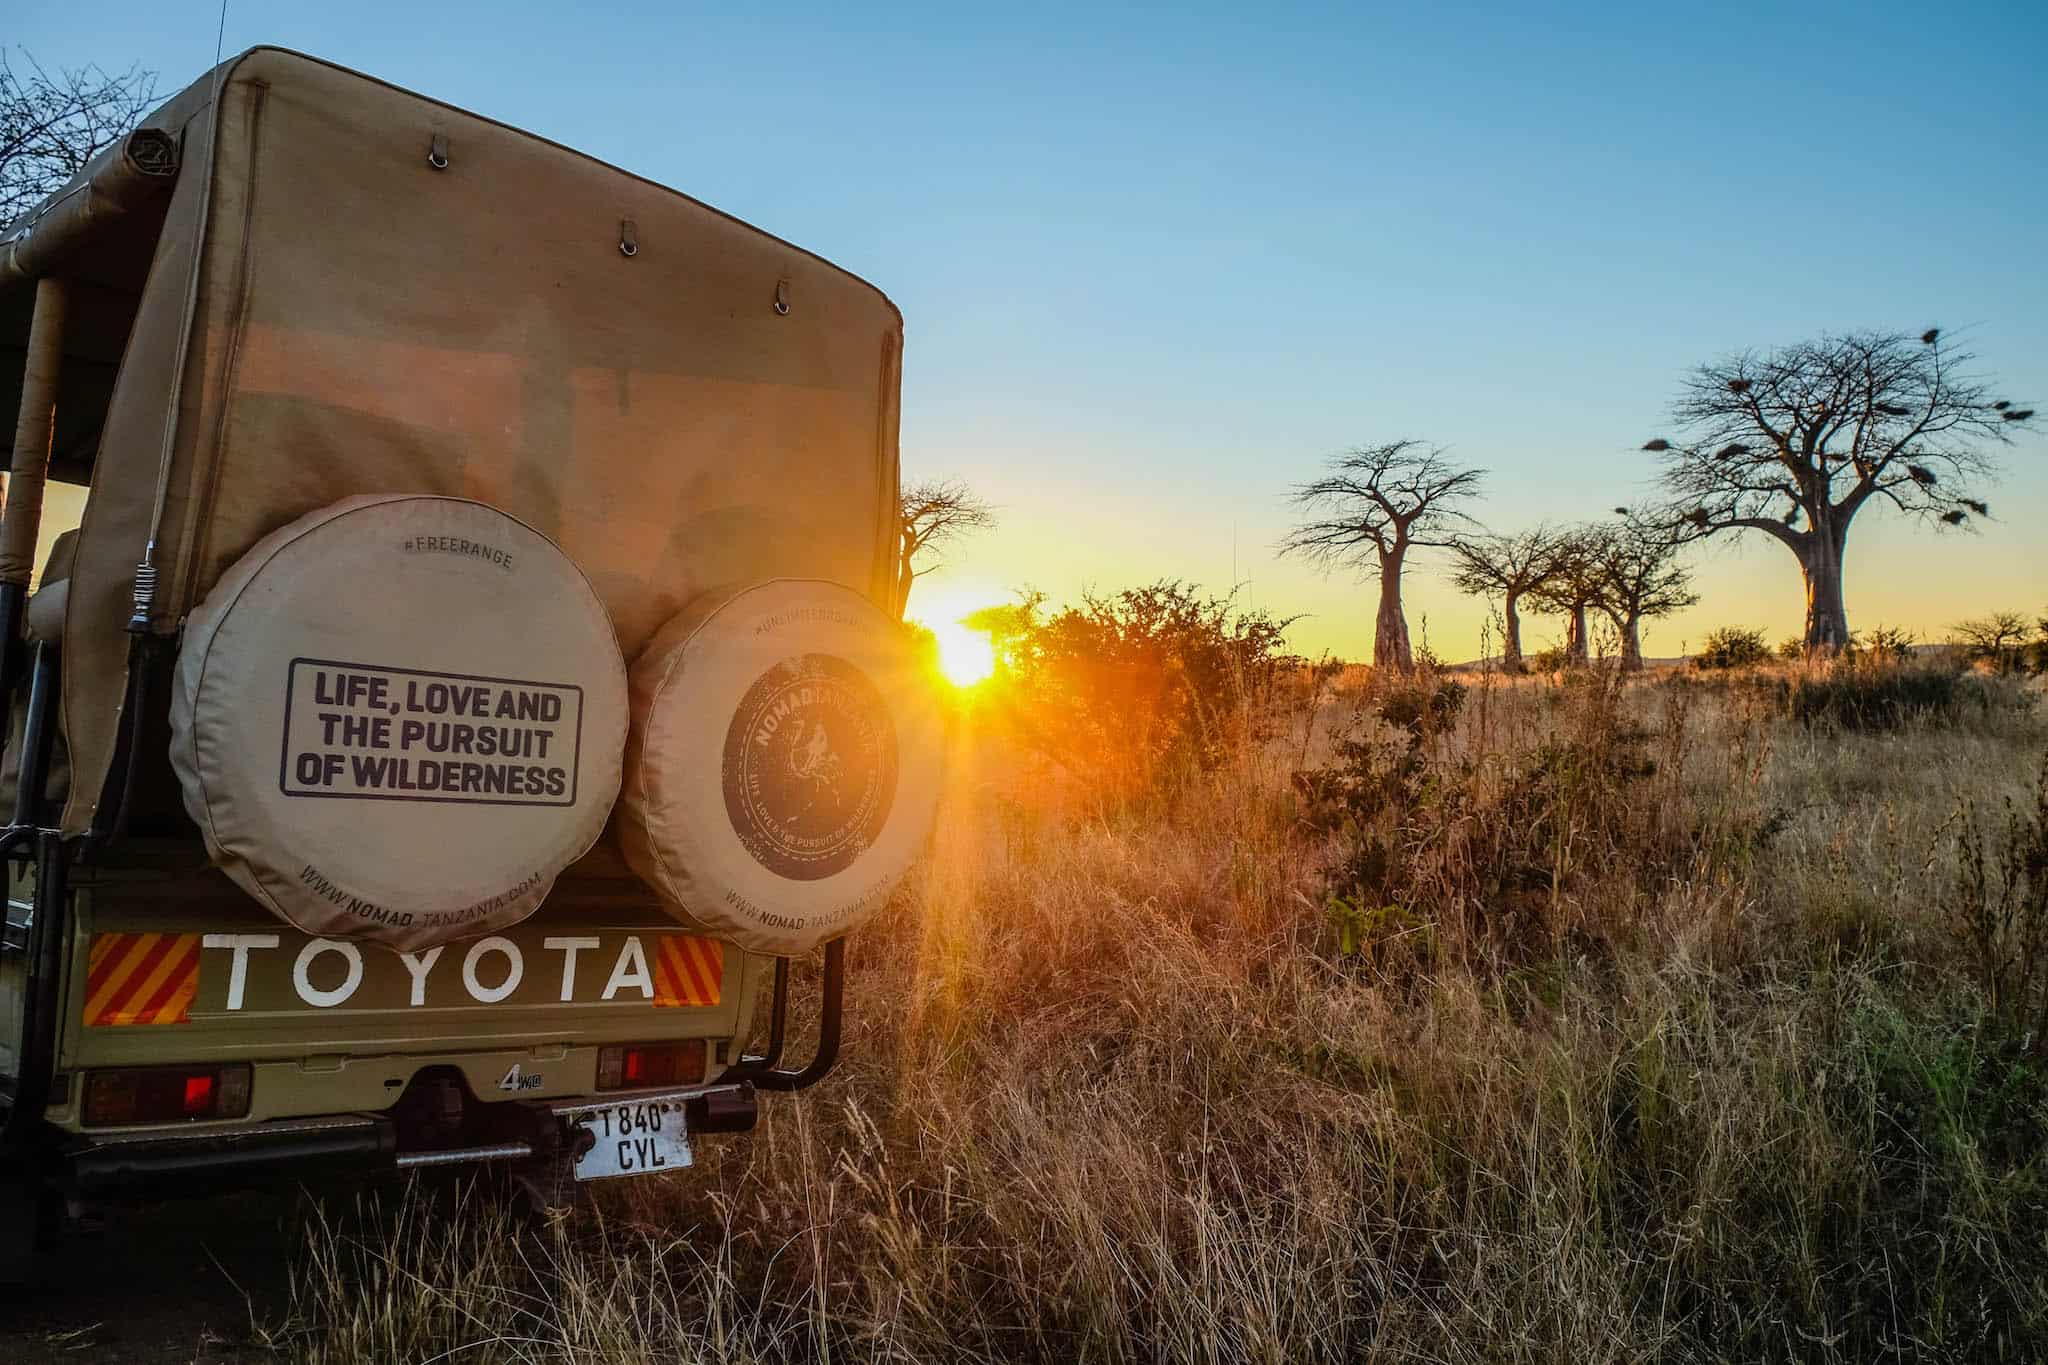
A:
[722, 654, 897, 881]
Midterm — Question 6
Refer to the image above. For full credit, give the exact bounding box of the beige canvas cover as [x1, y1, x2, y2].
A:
[32, 48, 901, 837]
[619, 580, 944, 955]
[171, 495, 629, 949]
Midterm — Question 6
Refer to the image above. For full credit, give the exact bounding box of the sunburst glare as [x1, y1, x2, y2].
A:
[930, 619, 996, 687]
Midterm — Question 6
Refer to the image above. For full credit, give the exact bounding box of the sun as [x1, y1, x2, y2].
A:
[930, 619, 996, 687]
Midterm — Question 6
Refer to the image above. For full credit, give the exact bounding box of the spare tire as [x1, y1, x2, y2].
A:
[171, 495, 628, 951]
[619, 580, 943, 955]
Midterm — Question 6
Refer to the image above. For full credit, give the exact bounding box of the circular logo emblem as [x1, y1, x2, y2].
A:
[723, 654, 898, 881]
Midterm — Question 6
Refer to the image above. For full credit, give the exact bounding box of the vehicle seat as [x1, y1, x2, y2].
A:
[25, 528, 76, 644]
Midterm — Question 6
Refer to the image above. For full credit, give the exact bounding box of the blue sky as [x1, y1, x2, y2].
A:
[18, 1, 2047, 658]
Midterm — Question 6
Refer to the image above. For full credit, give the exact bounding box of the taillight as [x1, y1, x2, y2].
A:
[595, 1040, 706, 1091]
[83, 1064, 252, 1126]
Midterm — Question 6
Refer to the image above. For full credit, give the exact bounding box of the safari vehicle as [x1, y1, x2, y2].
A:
[0, 49, 938, 1272]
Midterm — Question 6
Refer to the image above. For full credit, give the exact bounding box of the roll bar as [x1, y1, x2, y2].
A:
[1, 128, 180, 287]
[721, 938, 844, 1091]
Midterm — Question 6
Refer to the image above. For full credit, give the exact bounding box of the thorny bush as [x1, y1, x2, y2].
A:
[975, 580, 1297, 799]
[1297, 667, 1677, 967]
[1953, 757, 2048, 1052]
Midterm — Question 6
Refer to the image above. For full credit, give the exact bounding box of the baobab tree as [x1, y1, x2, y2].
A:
[1646, 328, 2036, 652]
[1526, 527, 1609, 666]
[1, 50, 157, 221]
[1447, 525, 1569, 672]
[895, 478, 996, 618]
[1593, 515, 1697, 670]
[1279, 441, 1483, 670]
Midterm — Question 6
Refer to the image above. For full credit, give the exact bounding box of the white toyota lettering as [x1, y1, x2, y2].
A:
[461, 936, 524, 1004]
[202, 932, 280, 1011]
[293, 939, 364, 1008]
[200, 932, 707, 1010]
[399, 945, 445, 1007]
[602, 936, 653, 1001]
[544, 935, 600, 1002]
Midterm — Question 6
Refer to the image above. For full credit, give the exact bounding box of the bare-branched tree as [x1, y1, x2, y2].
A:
[1447, 525, 1570, 672]
[895, 478, 996, 618]
[1951, 611, 2032, 674]
[1646, 328, 2036, 652]
[1, 50, 158, 223]
[1279, 441, 1483, 670]
[1593, 515, 1697, 671]
[1525, 527, 1609, 666]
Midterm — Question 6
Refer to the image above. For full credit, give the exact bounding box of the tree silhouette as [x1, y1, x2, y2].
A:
[1280, 441, 1482, 670]
[1525, 527, 1609, 666]
[1, 50, 157, 223]
[1646, 328, 2035, 652]
[1951, 612, 2031, 674]
[895, 478, 996, 619]
[1447, 525, 1570, 672]
[1592, 515, 1697, 670]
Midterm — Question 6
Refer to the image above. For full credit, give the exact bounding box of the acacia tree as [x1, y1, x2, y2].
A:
[894, 478, 996, 618]
[1279, 441, 1483, 669]
[1951, 612, 2032, 673]
[1592, 515, 1697, 670]
[1647, 328, 2036, 652]
[1526, 527, 1609, 666]
[1, 50, 157, 222]
[1447, 525, 1569, 672]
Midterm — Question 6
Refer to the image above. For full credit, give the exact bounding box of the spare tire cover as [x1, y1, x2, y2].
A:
[171, 495, 628, 950]
[619, 580, 943, 955]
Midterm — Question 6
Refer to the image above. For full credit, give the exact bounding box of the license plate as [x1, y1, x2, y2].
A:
[564, 1098, 693, 1181]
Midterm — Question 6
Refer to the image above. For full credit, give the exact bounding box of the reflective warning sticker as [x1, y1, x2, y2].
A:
[85, 933, 201, 1026]
[652, 935, 723, 1008]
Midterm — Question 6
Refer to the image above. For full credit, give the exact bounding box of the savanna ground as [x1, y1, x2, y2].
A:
[19, 637, 2048, 1364]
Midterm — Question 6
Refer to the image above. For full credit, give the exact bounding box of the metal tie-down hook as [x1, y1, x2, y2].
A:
[427, 132, 449, 170]
[773, 277, 790, 316]
[619, 219, 638, 258]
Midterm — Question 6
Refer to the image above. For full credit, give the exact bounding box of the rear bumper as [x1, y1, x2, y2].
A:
[59, 1081, 756, 1196]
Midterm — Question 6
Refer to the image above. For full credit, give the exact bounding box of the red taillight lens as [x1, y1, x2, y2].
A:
[595, 1040, 706, 1091]
[83, 1064, 252, 1126]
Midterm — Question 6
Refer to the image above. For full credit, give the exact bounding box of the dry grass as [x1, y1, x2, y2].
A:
[266, 666, 2048, 1363]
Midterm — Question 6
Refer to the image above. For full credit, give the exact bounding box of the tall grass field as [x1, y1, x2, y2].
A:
[268, 651, 2048, 1364]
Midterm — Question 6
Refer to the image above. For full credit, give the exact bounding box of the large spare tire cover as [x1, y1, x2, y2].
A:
[171, 495, 628, 951]
[619, 580, 943, 955]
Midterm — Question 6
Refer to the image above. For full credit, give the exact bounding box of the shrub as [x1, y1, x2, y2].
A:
[1859, 623, 1917, 661]
[1296, 668, 1670, 964]
[1376, 678, 1466, 737]
[1951, 760, 2048, 1048]
[983, 581, 1297, 796]
[1778, 656, 2030, 732]
[1695, 626, 1772, 670]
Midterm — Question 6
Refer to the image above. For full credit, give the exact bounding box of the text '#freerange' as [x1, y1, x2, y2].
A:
[279, 659, 583, 805]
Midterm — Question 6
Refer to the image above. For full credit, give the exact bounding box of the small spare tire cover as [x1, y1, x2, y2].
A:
[619, 580, 943, 955]
[171, 495, 628, 951]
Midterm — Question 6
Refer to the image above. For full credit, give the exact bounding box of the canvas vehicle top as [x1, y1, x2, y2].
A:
[3, 45, 903, 839]
[0, 48, 930, 1260]
[1, 45, 940, 951]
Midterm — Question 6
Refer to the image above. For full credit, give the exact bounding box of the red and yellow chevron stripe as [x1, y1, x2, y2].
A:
[651, 935, 723, 1008]
[85, 932, 201, 1027]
